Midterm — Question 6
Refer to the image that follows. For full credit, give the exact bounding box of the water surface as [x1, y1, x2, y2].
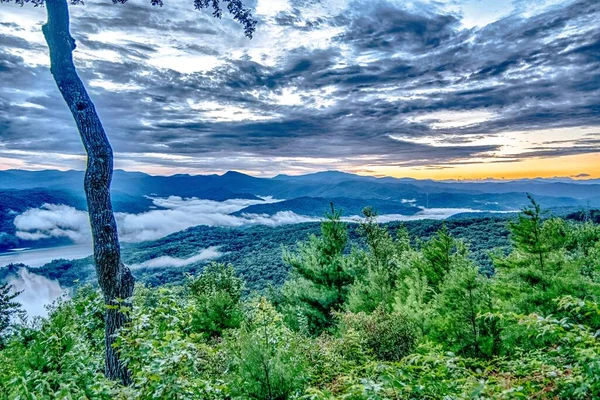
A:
[0, 244, 92, 268]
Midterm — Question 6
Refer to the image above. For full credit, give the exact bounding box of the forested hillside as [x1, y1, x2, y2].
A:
[3, 216, 512, 291]
[1, 199, 599, 399]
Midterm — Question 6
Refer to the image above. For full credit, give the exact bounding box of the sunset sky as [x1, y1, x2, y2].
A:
[0, 0, 598, 179]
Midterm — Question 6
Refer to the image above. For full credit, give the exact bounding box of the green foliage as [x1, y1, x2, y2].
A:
[346, 207, 411, 313]
[117, 285, 228, 399]
[565, 221, 600, 282]
[393, 263, 432, 336]
[227, 298, 310, 400]
[0, 288, 117, 399]
[336, 307, 417, 362]
[0, 283, 22, 347]
[430, 258, 498, 358]
[283, 206, 354, 334]
[508, 194, 551, 275]
[187, 262, 243, 339]
[494, 197, 600, 322]
[303, 345, 486, 399]
[306, 298, 600, 399]
[420, 224, 468, 289]
[1, 200, 600, 399]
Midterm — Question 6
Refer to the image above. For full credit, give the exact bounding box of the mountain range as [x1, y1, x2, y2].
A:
[1, 169, 599, 251]
[2, 168, 600, 202]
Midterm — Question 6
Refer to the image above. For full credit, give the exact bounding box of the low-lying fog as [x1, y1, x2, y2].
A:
[2, 196, 494, 319]
[7, 269, 65, 319]
[12, 196, 485, 245]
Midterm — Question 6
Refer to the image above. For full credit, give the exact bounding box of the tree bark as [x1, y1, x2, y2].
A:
[42, 0, 135, 384]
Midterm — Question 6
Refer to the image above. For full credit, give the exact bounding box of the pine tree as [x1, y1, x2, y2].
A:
[421, 224, 467, 289]
[0, 283, 22, 347]
[187, 263, 244, 339]
[495, 195, 599, 317]
[432, 258, 495, 357]
[283, 204, 353, 334]
[508, 194, 550, 278]
[347, 207, 411, 313]
[394, 265, 433, 337]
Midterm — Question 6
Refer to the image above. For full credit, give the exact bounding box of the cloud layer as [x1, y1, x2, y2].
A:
[130, 247, 222, 268]
[0, 0, 598, 175]
[14, 204, 90, 242]
[8, 268, 65, 318]
[13, 197, 316, 243]
[13, 197, 493, 244]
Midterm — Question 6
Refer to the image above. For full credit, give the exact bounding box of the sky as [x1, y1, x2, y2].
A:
[0, 0, 598, 179]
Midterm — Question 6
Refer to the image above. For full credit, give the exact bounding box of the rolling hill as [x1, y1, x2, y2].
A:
[0, 169, 598, 252]
[2, 169, 600, 203]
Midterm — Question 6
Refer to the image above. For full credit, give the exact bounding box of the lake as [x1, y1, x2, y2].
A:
[0, 244, 93, 268]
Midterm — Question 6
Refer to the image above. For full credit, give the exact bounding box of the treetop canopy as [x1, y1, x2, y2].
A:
[1, 0, 257, 38]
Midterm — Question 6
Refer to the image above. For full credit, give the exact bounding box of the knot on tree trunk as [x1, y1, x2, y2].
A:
[120, 264, 135, 295]
[43, 0, 135, 385]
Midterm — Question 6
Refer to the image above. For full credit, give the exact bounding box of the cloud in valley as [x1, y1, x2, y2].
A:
[14, 204, 90, 243]
[116, 196, 288, 241]
[355, 208, 490, 223]
[8, 269, 65, 318]
[130, 247, 223, 268]
[13, 198, 492, 244]
[13, 197, 314, 243]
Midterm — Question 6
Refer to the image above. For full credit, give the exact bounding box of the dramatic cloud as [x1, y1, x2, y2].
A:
[8, 269, 65, 318]
[0, 0, 598, 176]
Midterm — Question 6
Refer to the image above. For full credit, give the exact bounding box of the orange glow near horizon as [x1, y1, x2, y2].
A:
[1, 152, 599, 181]
[355, 153, 600, 181]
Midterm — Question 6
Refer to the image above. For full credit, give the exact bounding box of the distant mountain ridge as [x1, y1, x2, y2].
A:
[1, 169, 600, 201]
[0, 168, 598, 252]
[232, 197, 421, 217]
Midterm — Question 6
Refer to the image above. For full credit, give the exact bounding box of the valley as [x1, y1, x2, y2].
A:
[1, 0, 599, 396]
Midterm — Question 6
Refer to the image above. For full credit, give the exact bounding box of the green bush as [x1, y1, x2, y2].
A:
[187, 262, 244, 339]
[0, 289, 117, 399]
[227, 298, 311, 400]
[337, 307, 417, 362]
[117, 285, 230, 399]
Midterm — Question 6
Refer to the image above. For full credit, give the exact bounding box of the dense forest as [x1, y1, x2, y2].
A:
[0, 198, 599, 398]
[7, 207, 591, 292]
[2, 215, 514, 291]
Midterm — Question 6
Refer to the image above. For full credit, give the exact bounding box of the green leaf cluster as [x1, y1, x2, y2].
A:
[1, 197, 600, 399]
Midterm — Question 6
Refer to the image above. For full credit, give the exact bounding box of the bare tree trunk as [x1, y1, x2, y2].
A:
[42, 0, 135, 384]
